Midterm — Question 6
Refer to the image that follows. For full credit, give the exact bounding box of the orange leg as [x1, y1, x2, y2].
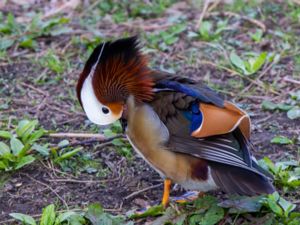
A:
[161, 179, 171, 207]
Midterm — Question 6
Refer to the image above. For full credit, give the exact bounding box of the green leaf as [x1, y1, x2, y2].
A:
[103, 129, 116, 138]
[290, 90, 300, 101]
[277, 103, 293, 111]
[215, 20, 228, 35]
[16, 120, 30, 136]
[10, 137, 24, 155]
[250, 29, 263, 42]
[174, 215, 187, 225]
[129, 205, 164, 219]
[218, 196, 264, 213]
[15, 155, 35, 170]
[194, 195, 218, 210]
[58, 139, 69, 147]
[17, 143, 31, 158]
[288, 177, 300, 187]
[1, 151, 15, 162]
[261, 100, 277, 110]
[278, 196, 296, 217]
[163, 35, 178, 45]
[0, 161, 8, 170]
[267, 199, 283, 216]
[85, 203, 103, 224]
[261, 101, 293, 112]
[260, 213, 276, 225]
[271, 136, 293, 145]
[0, 141, 10, 155]
[10, 213, 36, 225]
[22, 123, 38, 143]
[7, 12, 17, 32]
[189, 214, 203, 225]
[0, 130, 12, 139]
[230, 52, 247, 74]
[151, 207, 186, 225]
[19, 38, 38, 49]
[85, 203, 125, 225]
[0, 38, 14, 50]
[40, 204, 56, 225]
[275, 161, 299, 170]
[250, 52, 267, 73]
[265, 192, 283, 216]
[16, 120, 38, 142]
[40, 17, 70, 33]
[32, 143, 49, 156]
[68, 214, 86, 225]
[200, 205, 224, 225]
[199, 21, 213, 40]
[28, 129, 45, 143]
[287, 107, 300, 120]
[55, 211, 77, 225]
[112, 138, 124, 146]
[55, 148, 81, 162]
[259, 157, 276, 174]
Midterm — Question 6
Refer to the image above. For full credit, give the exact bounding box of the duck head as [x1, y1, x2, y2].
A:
[76, 36, 154, 125]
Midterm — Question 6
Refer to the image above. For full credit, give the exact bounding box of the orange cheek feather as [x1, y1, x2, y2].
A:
[106, 102, 123, 116]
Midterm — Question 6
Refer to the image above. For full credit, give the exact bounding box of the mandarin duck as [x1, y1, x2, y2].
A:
[76, 36, 275, 207]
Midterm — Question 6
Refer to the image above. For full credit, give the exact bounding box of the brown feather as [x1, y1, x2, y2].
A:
[93, 52, 154, 104]
[190, 160, 209, 180]
[76, 36, 154, 106]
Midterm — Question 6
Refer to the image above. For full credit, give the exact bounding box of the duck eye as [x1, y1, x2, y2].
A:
[102, 107, 109, 114]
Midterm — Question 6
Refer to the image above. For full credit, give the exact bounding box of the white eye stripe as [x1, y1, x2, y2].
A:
[90, 42, 106, 79]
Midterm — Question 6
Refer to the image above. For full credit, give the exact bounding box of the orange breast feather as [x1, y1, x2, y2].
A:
[191, 101, 250, 139]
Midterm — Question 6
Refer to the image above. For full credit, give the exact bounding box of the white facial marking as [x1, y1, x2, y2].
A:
[81, 75, 122, 125]
[80, 42, 122, 125]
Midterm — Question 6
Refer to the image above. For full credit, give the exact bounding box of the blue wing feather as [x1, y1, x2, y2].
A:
[183, 103, 203, 134]
[156, 80, 224, 107]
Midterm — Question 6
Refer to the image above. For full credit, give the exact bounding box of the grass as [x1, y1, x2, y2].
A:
[0, 0, 300, 224]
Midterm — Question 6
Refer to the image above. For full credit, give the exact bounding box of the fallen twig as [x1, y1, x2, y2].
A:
[20, 82, 49, 96]
[283, 77, 300, 85]
[207, 0, 221, 12]
[22, 173, 69, 209]
[48, 177, 120, 184]
[121, 21, 172, 31]
[195, 0, 210, 30]
[124, 183, 162, 200]
[42, 0, 80, 19]
[47, 105, 84, 117]
[255, 115, 272, 124]
[49, 132, 120, 140]
[48, 133, 126, 150]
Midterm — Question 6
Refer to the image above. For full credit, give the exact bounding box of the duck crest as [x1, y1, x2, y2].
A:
[77, 36, 154, 106]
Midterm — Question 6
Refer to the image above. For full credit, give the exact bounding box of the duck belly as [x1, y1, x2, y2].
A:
[179, 167, 218, 192]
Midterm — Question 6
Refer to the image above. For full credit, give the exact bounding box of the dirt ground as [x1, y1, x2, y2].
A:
[0, 0, 299, 223]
